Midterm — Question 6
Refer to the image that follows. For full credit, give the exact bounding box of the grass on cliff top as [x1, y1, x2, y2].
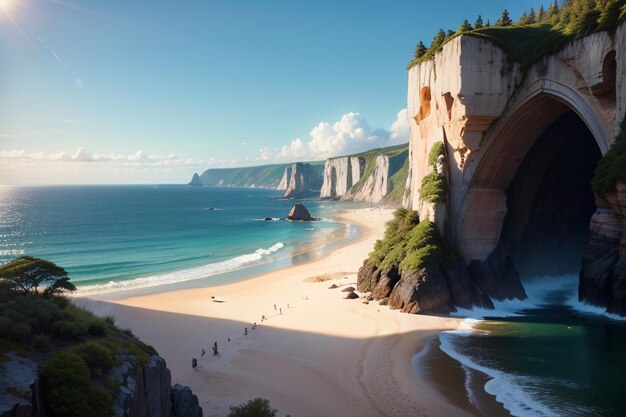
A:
[369, 209, 451, 272]
[592, 115, 626, 192]
[408, 1, 626, 72]
[350, 144, 409, 194]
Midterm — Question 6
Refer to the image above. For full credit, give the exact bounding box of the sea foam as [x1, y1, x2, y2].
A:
[75, 242, 285, 296]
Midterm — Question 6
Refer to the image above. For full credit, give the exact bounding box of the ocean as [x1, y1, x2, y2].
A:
[0, 185, 359, 296]
[423, 275, 626, 417]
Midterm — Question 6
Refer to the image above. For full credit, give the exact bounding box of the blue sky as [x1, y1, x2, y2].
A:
[0, 0, 538, 184]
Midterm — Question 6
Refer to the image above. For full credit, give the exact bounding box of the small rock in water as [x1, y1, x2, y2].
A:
[264, 217, 273, 221]
[286, 202, 317, 221]
[207, 207, 215, 211]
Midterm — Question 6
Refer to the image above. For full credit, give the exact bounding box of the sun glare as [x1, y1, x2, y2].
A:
[0, 0, 12, 11]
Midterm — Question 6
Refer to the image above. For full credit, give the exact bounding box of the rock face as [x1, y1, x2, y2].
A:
[403, 26, 624, 262]
[580, 182, 626, 315]
[357, 255, 493, 315]
[284, 163, 319, 199]
[286, 202, 315, 221]
[320, 145, 409, 204]
[276, 167, 291, 191]
[188, 173, 202, 187]
[1, 355, 202, 417]
[320, 156, 363, 199]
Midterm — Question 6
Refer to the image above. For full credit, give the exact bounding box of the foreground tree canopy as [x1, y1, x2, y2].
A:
[0, 256, 76, 296]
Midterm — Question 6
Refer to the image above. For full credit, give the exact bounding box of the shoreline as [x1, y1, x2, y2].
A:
[80, 207, 475, 417]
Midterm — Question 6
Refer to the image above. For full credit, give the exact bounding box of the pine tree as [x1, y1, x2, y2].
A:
[485, 19, 491, 27]
[597, 0, 622, 32]
[529, 7, 537, 23]
[518, 12, 533, 25]
[413, 41, 427, 60]
[474, 15, 484, 29]
[546, 0, 559, 21]
[430, 29, 447, 50]
[496, 9, 513, 27]
[446, 29, 455, 38]
[538, 4, 545, 22]
[459, 19, 473, 32]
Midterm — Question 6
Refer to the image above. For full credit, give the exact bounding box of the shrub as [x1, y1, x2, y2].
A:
[73, 342, 116, 377]
[428, 142, 445, 167]
[87, 319, 109, 337]
[42, 351, 112, 417]
[592, 116, 626, 192]
[33, 335, 50, 350]
[229, 398, 277, 417]
[420, 172, 447, 203]
[0, 316, 31, 342]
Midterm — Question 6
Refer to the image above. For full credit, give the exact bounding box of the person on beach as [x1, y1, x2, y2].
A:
[274, 304, 277, 311]
[192, 358, 197, 371]
[213, 342, 219, 356]
[279, 307, 282, 314]
[261, 315, 265, 322]
[287, 303, 290, 308]
[228, 336, 231, 342]
[244, 327, 248, 336]
[201, 348, 205, 357]
[252, 322, 256, 329]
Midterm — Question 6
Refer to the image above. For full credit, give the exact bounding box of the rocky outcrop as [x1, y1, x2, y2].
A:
[0, 354, 202, 417]
[276, 167, 291, 191]
[284, 163, 320, 199]
[467, 245, 527, 301]
[171, 385, 202, 417]
[358, 255, 493, 315]
[286, 202, 316, 221]
[188, 174, 201, 187]
[580, 182, 626, 315]
[320, 156, 363, 199]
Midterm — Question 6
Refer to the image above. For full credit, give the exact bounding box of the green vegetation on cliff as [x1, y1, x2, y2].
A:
[420, 142, 447, 204]
[592, 115, 626, 192]
[408, 0, 626, 71]
[369, 209, 451, 272]
[0, 257, 157, 417]
[349, 143, 409, 195]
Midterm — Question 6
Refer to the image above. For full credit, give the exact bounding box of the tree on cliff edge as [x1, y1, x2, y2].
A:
[474, 15, 484, 29]
[459, 19, 473, 33]
[496, 9, 513, 26]
[413, 41, 427, 59]
[0, 256, 76, 296]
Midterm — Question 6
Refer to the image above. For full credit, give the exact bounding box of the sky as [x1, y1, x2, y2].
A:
[0, 0, 539, 184]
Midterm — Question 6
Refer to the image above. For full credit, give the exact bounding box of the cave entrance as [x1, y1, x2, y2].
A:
[499, 110, 602, 279]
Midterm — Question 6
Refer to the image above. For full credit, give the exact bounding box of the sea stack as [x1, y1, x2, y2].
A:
[286, 202, 315, 221]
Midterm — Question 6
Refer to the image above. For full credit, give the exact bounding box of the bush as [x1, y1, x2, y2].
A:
[0, 316, 31, 342]
[420, 172, 447, 203]
[592, 116, 626, 192]
[42, 351, 113, 417]
[87, 319, 109, 337]
[33, 335, 50, 350]
[229, 398, 277, 417]
[73, 342, 116, 377]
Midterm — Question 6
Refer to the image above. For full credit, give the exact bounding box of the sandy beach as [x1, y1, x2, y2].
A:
[85, 208, 471, 417]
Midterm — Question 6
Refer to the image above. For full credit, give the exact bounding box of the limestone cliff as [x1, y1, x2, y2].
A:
[283, 163, 321, 199]
[320, 144, 408, 205]
[320, 156, 362, 199]
[399, 21, 626, 312]
[276, 167, 291, 191]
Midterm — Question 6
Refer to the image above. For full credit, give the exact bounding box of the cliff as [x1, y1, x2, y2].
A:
[395, 19, 626, 314]
[283, 163, 322, 199]
[0, 287, 203, 417]
[188, 162, 324, 190]
[320, 144, 408, 205]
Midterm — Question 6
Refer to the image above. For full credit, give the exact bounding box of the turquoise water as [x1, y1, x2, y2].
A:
[0, 185, 354, 295]
[439, 276, 626, 417]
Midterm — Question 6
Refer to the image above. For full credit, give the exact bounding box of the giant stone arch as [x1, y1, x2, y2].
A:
[403, 23, 626, 313]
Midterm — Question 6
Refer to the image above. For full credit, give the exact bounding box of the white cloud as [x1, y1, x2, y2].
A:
[266, 108, 409, 161]
[0, 147, 199, 166]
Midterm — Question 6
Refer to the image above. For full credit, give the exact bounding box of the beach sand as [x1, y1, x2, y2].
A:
[86, 208, 474, 417]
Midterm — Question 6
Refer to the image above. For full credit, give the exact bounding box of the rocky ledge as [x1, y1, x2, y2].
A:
[579, 181, 626, 316]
